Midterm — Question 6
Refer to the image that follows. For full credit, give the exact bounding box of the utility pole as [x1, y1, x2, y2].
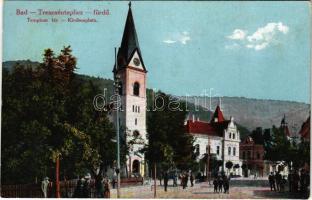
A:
[154, 163, 157, 198]
[55, 154, 60, 198]
[114, 47, 121, 198]
[206, 140, 211, 185]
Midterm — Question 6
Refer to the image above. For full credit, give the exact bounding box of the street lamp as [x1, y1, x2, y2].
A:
[114, 47, 121, 198]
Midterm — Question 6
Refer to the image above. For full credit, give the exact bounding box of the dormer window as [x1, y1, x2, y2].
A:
[133, 82, 140, 96]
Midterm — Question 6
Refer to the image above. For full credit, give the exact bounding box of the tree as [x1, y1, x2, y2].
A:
[1, 47, 117, 184]
[225, 161, 233, 175]
[144, 91, 196, 174]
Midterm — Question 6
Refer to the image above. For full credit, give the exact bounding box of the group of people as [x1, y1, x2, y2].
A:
[213, 174, 230, 194]
[72, 173, 110, 198]
[180, 171, 195, 190]
[268, 169, 310, 194]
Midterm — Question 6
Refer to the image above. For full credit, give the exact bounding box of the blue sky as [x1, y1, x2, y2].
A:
[3, 1, 310, 103]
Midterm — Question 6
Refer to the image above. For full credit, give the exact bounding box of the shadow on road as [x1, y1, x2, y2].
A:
[253, 189, 309, 199]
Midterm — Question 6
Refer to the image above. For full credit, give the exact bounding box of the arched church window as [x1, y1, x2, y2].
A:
[135, 118, 137, 125]
[233, 147, 236, 156]
[133, 105, 135, 112]
[229, 133, 232, 139]
[233, 133, 235, 140]
[133, 82, 140, 96]
[228, 147, 231, 155]
[133, 130, 140, 137]
[138, 106, 140, 113]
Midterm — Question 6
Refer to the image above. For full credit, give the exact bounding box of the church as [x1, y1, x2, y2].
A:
[185, 106, 242, 176]
[109, 2, 148, 178]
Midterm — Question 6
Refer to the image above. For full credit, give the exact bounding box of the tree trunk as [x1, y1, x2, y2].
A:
[56, 156, 60, 198]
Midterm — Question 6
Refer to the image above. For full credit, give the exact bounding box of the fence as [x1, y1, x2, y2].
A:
[1, 177, 143, 198]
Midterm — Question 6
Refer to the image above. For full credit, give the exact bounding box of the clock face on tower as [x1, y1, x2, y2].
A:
[133, 58, 140, 66]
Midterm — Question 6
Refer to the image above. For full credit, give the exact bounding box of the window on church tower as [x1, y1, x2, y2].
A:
[217, 146, 220, 155]
[118, 82, 123, 95]
[233, 133, 235, 139]
[133, 82, 140, 96]
[229, 133, 231, 139]
[233, 147, 236, 156]
[135, 118, 137, 125]
[133, 105, 135, 112]
[228, 147, 231, 155]
[138, 106, 140, 113]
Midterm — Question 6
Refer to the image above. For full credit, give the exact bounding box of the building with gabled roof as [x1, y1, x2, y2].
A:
[185, 105, 242, 176]
[299, 116, 310, 142]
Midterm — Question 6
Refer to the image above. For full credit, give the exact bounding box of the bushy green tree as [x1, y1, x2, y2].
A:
[1, 47, 116, 184]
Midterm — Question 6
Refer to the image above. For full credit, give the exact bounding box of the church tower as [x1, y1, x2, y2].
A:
[113, 2, 147, 177]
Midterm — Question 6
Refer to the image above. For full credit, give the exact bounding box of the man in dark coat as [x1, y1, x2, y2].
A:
[73, 178, 85, 198]
[164, 171, 169, 192]
[275, 172, 282, 192]
[83, 174, 91, 198]
[218, 176, 223, 193]
[222, 175, 229, 194]
[213, 177, 218, 193]
[269, 172, 276, 191]
[190, 172, 194, 187]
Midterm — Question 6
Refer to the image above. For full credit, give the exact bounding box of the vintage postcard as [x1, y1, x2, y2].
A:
[1, 1, 311, 199]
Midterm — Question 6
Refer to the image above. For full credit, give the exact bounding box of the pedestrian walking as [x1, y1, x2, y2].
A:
[73, 178, 85, 198]
[269, 172, 276, 191]
[173, 172, 178, 187]
[280, 176, 286, 192]
[185, 172, 189, 188]
[190, 172, 194, 187]
[213, 177, 218, 193]
[95, 175, 104, 198]
[218, 176, 223, 193]
[41, 177, 50, 198]
[104, 178, 110, 198]
[112, 177, 116, 189]
[275, 172, 282, 192]
[182, 173, 187, 189]
[288, 171, 293, 192]
[293, 170, 300, 192]
[164, 171, 169, 192]
[222, 175, 229, 194]
[83, 173, 91, 198]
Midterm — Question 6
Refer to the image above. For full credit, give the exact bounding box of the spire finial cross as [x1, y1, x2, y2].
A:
[129, 1, 132, 8]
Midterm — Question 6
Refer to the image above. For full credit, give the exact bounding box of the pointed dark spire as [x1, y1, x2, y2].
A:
[210, 105, 225, 123]
[114, 2, 146, 72]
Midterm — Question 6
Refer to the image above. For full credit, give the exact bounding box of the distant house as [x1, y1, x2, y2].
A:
[299, 116, 310, 142]
[185, 105, 242, 176]
[240, 136, 265, 177]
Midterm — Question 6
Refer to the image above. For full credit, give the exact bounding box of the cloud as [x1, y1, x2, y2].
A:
[163, 39, 177, 44]
[163, 31, 191, 45]
[227, 29, 247, 40]
[226, 22, 289, 51]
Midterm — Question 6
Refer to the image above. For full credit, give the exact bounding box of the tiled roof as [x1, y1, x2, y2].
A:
[299, 116, 310, 139]
[185, 119, 229, 137]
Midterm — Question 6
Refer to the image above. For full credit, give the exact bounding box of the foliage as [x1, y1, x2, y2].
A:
[1, 47, 116, 184]
[144, 91, 196, 173]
